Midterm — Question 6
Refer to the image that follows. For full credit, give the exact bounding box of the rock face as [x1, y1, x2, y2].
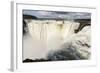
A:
[23, 14, 37, 35]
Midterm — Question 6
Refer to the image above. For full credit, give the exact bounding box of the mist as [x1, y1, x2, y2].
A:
[23, 20, 90, 61]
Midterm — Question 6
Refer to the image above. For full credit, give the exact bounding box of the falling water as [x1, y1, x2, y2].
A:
[23, 20, 90, 61]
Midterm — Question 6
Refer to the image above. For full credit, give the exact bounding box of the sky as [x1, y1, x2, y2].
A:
[23, 10, 91, 19]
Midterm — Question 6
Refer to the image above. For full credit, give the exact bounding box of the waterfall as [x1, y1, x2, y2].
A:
[23, 20, 83, 60]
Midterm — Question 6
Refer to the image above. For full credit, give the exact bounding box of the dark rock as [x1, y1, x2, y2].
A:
[23, 58, 51, 63]
[74, 19, 91, 33]
[23, 14, 37, 35]
[23, 58, 34, 62]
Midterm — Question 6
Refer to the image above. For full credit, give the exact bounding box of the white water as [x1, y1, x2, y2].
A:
[23, 20, 90, 60]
